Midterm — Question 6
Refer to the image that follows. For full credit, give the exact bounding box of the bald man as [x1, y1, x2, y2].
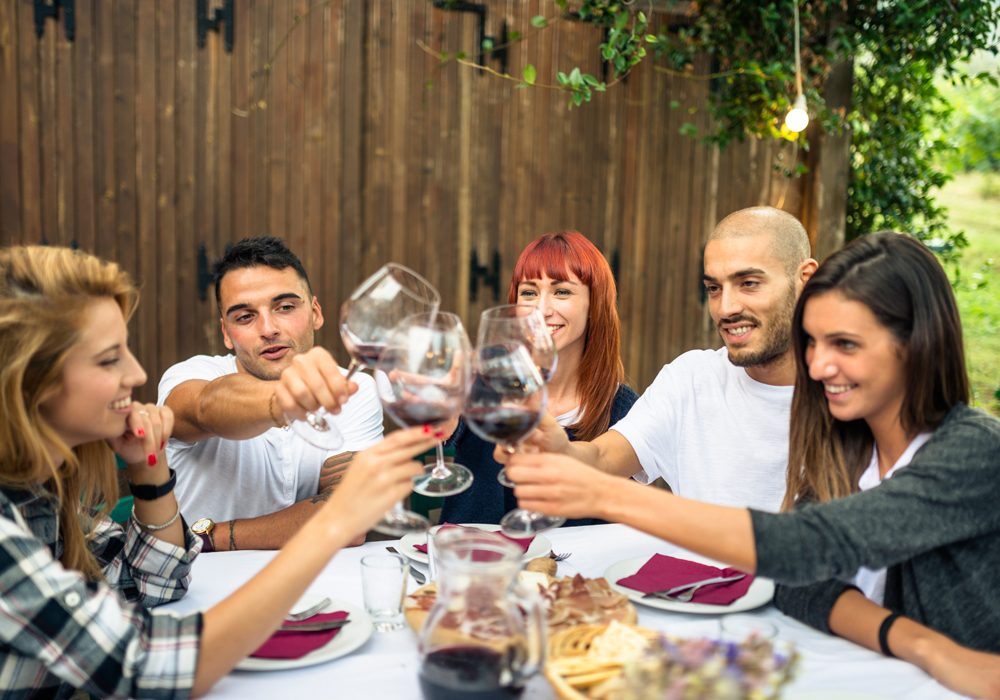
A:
[502, 206, 818, 512]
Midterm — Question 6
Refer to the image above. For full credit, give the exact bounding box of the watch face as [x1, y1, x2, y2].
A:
[191, 518, 214, 534]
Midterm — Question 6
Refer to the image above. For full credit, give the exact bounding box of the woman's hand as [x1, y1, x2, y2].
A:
[321, 427, 438, 537]
[493, 411, 569, 464]
[107, 402, 173, 479]
[918, 633, 1000, 699]
[276, 347, 359, 423]
[505, 451, 616, 520]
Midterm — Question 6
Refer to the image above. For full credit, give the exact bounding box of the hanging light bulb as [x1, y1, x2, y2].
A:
[785, 93, 809, 132]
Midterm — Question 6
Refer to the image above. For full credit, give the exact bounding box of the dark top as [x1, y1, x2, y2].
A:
[752, 403, 1000, 652]
[441, 384, 639, 526]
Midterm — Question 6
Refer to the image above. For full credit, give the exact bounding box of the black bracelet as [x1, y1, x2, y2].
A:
[878, 611, 902, 658]
[128, 468, 177, 501]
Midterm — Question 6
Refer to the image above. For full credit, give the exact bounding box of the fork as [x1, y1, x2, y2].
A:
[286, 596, 332, 621]
[642, 573, 746, 603]
[386, 546, 426, 585]
[548, 551, 572, 562]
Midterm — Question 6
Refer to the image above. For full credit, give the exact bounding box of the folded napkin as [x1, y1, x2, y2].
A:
[251, 611, 349, 660]
[414, 524, 534, 558]
[616, 554, 754, 606]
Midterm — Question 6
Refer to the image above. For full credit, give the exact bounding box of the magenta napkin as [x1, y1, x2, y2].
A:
[414, 524, 534, 557]
[251, 611, 349, 660]
[616, 554, 754, 606]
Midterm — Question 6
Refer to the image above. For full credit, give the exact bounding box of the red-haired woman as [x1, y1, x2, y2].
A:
[441, 230, 638, 525]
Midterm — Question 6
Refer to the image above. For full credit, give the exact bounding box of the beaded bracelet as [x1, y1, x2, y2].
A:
[132, 503, 181, 531]
[268, 391, 288, 428]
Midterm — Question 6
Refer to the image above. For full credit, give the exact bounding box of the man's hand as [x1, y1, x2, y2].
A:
[320, 427, 439, 538]
[493, 412, 570, 465]
[275, 347, 359, 423]
[504, 451, 615, 520]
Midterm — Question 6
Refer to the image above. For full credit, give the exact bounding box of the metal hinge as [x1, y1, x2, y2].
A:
[469, 248, 501, 302]
[432, 2, 508, 76]
[197, 0, 234, 53]
[34, 0, 74, 41]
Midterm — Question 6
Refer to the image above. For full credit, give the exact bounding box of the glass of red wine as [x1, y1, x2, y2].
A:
[477, 305, 557, 382]
[288, 263, 441, 450]
[463, 343, 566, 536]
[376, 312, 474, 508]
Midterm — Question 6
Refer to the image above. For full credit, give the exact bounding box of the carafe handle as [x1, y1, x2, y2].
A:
[509, 582, 546, 684]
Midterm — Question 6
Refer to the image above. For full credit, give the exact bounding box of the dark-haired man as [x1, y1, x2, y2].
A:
[499, 206, 818, 513]
[158, 236, 383, 551]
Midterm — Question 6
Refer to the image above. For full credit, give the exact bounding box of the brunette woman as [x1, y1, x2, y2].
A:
[0, 246, 436, 699]
[502, 232, 1000, 699]
[441, 230, 637, 525]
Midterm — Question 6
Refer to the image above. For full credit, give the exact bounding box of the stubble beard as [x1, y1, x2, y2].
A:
[721, 289, 797, 370]
[233, 330, 315, 381]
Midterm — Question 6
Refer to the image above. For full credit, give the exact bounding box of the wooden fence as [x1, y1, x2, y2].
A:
[0, 0, 847, 401]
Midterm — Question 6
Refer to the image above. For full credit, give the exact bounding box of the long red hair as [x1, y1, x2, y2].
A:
[507, 231, 626, 441]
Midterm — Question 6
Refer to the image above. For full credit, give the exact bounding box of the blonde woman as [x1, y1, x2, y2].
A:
[0, 246, 436, 699]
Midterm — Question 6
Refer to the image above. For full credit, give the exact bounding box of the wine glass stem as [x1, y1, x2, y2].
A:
[430, 442, 452, 480]
[344, 359, 361, 381]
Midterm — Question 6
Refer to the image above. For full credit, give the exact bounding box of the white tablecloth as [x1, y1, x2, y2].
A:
[158, 523, 964, 700]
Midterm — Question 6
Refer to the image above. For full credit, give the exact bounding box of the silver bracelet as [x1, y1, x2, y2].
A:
[131, 503, 181, 531]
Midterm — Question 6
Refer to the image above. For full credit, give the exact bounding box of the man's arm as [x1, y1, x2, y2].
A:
[166, 375, 278, 444]
[208, 451, 367, 550]
[494, 412, 643, 478]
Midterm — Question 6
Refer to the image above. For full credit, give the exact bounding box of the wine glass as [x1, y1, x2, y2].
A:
[463, 343, 566, 536]
[377, 312, 474, 503]
[477, 305, 557, 382]
[288, 263, 441, 450]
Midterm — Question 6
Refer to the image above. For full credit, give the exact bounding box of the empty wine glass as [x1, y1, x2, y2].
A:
[377, 312, 474, 502]
[477, 305, 557, 382]
[288, 263, 441, 450]
[463, 343, 565, 536]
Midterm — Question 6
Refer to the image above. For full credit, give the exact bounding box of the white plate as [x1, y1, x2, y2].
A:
[604, 553, 774, 614]
[236, 596, 373, 672]
[397, 524, 552, 564]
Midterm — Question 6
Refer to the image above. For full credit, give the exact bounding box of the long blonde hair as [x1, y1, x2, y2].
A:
[782, 233, 970, 511]
[0, 246, 138, 579]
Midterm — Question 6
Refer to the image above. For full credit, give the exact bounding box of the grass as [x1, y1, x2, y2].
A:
[936, 171, 1000, 416]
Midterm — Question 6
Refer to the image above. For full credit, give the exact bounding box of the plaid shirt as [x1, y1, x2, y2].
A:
[0, 484, 203, 700]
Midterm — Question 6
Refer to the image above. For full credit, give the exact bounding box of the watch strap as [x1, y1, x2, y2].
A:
[128, 468, 177, 501]
[195, 530, 215, 553]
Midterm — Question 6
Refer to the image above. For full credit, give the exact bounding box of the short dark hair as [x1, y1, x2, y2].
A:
[213, 236, 312, 309]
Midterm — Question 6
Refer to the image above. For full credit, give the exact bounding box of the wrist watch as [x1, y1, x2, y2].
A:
[191, 518, 215, 553]
[128, 468, 176, 501]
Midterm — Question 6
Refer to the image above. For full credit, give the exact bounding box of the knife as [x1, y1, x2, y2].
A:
[642, 573, 747, 601]
[277, 619, 352, 632]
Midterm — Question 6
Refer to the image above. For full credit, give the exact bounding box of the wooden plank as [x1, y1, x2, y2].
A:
[72, 0, 95, 253]
[38, 11, 57, 245]
[338, 0, 363, 364]
[0, 0, 22, 246]
[18, 0, 42, 245]
[285, 0, 306, 258]
[268, 0, 289, 243]
[114, 0, 137, 298]
[301, 0, 323, 299]
[175, 0, 197, 356]
[249, 0, 270, 239]
[54, 8, 75, 247]
[389, 0, 409, 264]
[230, 0, 250, 248]
[92, 0, 115, 258]
[319, 0, 344, 354]
[156, 0, 178, 374]
[194, 0, 218, 355]
[216, 0, 234, 253]
[135, 0, 157, 394]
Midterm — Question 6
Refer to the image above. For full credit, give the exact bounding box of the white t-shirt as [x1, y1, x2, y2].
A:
[611, 347, 793, 512]
[157, 355, 384, 523]
[852, 431, 934, 605]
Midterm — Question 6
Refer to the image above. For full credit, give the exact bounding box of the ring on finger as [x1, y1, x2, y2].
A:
[138, 411, 150, 416]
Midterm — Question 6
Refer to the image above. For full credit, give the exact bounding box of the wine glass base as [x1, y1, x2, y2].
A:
[413, 462, 474, 497]
[373, 510, 431, 537]
[496, 467, 515, 489]
[288, 408, 345, 451]
[499, 508, 565, 537]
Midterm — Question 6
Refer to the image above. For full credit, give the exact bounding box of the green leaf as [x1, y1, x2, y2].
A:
[594, 83, 606, 92]
[602, 46, 614, 60]
[425, 80, 434, 90]
[645, 34, 659, 43]
[614, 10, 629, 31]
[679, 122, 698, 138]
[569, 67, 582, 85]
[557, 71, 568, 85]
[515, 83, 529, 88]
[440, 51, 448, 61]
[523, 64, 536, 85]
[455, 51, 467, 60]
[573, 91, 584, 106]
[638, 12, 647, 23]
[670, 100, 680, 108]
[508, 30, 521, 41]
[583, 74, 599, 87]
[481, 38, 494, 51]
[531, 15, 547, 28]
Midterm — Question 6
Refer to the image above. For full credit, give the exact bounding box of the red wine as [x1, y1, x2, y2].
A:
[385, 401, 455, 427]
[350, 343, 385, 369]
[464, 407, 540, 446]
[419, 647, 523, 700]
[538, 367, 552, 383]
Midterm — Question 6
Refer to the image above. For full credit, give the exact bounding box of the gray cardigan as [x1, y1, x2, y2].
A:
[751, 403, 1000, 653]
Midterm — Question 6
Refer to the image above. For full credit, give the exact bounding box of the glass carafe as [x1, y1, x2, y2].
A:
[418, 529, 546, 700]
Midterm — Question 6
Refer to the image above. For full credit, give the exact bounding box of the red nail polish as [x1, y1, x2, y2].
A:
[160, 441, 165, 450]
[147, 454, 157, 467]
[137, 429, 145, 438]
[423, 424, 432, 434]
[435, 430, 446, 440]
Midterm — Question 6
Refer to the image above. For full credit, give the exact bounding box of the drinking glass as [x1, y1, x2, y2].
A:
[377, 312, 473, 515]
[463, 343, 565, 536]
[288, 263, 441, 450]
[477, 304, 557, 382]
[360, 553, 410, 632]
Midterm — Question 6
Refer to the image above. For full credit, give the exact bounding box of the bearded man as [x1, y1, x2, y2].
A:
[158, 236, 383, 550]
[502, 206, 817, 512]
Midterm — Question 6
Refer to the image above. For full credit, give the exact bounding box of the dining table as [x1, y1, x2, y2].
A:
[158, 522, 966, 700]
